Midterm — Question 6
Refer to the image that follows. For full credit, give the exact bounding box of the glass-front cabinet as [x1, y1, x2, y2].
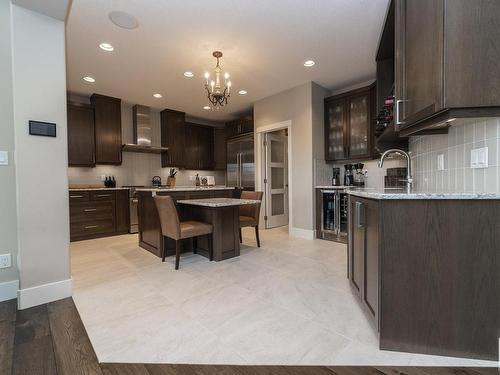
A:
[324, 84, 376, 162]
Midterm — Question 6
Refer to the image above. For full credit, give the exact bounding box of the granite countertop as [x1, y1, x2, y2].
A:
[69, 187, 130, 191]
[315, 185, 352, 189]
[136, 186, 234, 192]
[346, 188, 500, 200]
[177, 198, 261, 207]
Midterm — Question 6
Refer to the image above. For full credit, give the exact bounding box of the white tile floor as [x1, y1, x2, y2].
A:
[71, 227, 497, 366]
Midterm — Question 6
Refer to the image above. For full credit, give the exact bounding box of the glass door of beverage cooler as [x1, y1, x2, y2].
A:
[338, 192, 349, 239]
[322, 192, 338, 234]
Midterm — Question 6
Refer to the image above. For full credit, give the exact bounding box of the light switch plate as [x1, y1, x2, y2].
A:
[471, 147, 488, 169]
[437, 153, 445, 171]
[0, 151, 8, 166]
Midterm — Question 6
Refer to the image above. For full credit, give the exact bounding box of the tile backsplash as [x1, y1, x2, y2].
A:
[409, 118, 500, 192]
[315, 157, 406, 189]
[67, 100, 226, 187]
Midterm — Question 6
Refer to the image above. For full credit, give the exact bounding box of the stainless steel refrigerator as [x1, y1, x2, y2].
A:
[226, 134, 255, 190]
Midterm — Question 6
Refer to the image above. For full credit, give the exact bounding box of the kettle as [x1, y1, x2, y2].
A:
[152, 176, 162, 187]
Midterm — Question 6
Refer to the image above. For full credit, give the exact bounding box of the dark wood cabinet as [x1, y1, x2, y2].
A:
[67, 102, 95, 167]
[213, 127, 226, 170]
[395, 0, 500, 135]
[69, 189, 129, 241]
[348, 196, 379, 329]
[90, 94, 122, 165]
[324, 84, 376, 162]
[348, 195, 500, 361]
[225, 115, 253, 138]
[161, 109, 186, 168]
[184, 123, 214, 170]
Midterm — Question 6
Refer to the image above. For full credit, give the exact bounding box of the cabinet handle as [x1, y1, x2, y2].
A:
[355, 202, 365, 229]
[395, 99, 405, 126]
[84, 208, 97, 212]
[70, 195, 84, 198]
[84, 225, 98, 229]
[96, 194, 111, 197]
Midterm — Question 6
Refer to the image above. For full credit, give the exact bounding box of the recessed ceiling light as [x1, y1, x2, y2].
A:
[109, 11, 138, 29]
[83, 76, 95, 83]
[303, 60, 315, 67]
[99, 42, 114, 52]
[184, 71, 194, 78]
[153, 93, 162, 98]
[203, 106, 211, 110]
[238, 90, 247, 95]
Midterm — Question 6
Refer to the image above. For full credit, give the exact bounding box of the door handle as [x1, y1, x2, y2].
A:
[395, 99, 405, 126]
[355, 201, 365, 228]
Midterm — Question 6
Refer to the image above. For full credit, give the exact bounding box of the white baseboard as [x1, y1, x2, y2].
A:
[290, 227, 315, 240]
[0, 280, 19, 302]
[17, 278, 72, 310]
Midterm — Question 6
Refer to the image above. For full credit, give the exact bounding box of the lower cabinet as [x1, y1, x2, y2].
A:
[348, 195, 379, 329]
[69, 189, 130, 241]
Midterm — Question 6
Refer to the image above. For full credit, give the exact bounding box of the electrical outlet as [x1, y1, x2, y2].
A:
[471, 147, 488, 169]
[437, 153, 445, 171]
[100, 174, 106, 181]
[189, 175, 195, 181]
[0, 254, 11, 269]
[0, 151, 8, 166]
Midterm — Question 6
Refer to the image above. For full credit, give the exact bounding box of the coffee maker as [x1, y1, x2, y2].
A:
[353, 163, 366, 187]
[343, 164, 354, 186]
[332, 167, 341, 186]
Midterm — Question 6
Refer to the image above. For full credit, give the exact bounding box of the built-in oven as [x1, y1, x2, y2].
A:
[319, 189, 348, 243]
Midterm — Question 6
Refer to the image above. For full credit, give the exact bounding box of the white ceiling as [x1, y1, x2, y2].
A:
[66, 0, 389, 121]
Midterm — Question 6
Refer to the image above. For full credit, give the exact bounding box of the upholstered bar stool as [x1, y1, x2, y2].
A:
[239, 191, 263, 247]
[154, 195, 213, 270]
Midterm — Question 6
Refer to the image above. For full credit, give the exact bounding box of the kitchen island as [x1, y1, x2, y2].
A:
[346, 189, 499, 361]
[136, 187, 236, 259]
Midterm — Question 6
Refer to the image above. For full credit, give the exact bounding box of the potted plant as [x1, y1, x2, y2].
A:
[167, 168, 177, 187]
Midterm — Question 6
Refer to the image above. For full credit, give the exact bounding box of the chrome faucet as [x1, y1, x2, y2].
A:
[378, 149, 413, 190]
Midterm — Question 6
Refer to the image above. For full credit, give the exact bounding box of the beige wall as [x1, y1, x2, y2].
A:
[11, 5, 71, 301]
[67, 100, 226, 187]
[0, 0, 19, 290]
[254, 82, 329, 236]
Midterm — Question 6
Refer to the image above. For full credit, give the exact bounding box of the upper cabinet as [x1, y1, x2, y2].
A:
[184, 123, 214, 170]
[226, 115, 254, 138]
[395, 0, 500, 136]
[160, 109, 186, 168]
[90, 94, 122, 165]
[213, 127, 226, 170]
[324, 84, 377, 162]
[67, 102, 95, 167]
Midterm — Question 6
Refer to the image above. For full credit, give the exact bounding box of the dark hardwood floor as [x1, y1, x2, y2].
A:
[0, 298, 497, 375]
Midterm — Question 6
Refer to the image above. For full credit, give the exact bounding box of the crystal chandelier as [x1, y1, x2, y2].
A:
[204, 51, 231, 108]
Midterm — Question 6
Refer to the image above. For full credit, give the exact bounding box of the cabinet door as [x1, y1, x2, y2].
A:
[161, 109, 186, 167]
[199, 126, 214, 170]
[67, 102, 95, 166]
[91, 95, 122, 164]
[213, 127, 226, 170]
[349, 198, 364, 295]
[324, 98, 347, 161]
[347, 93, 370, 159]
[115, 189, 130, 233]
[401, 0, 444, 125]
[364, 199, 379, 327]
[184, 123, 199, 169]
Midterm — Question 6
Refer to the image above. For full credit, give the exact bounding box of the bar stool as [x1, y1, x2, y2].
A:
[239, 191, 263, 247]
[154, 195, 213, 270]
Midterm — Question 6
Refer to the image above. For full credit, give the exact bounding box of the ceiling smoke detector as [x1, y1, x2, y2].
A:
[109, 11, 139, 29]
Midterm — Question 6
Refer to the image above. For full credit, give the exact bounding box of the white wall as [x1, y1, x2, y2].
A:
[67, 100, 226, 187]
[11, 4, 71, 308]
[0, 0, 19, 301]
[254, 82, 330, 238]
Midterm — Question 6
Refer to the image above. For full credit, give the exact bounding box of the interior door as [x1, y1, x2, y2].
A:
[264, 133, 288, 228]
[226, 139, 240, 187]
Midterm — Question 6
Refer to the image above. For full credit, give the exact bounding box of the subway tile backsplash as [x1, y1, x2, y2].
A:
[409, 118, 500, 192]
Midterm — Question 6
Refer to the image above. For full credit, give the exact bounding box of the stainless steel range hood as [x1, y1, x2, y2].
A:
[122, 105, 168, 154]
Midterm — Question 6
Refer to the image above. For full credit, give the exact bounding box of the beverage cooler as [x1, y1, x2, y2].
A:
[318, 189, 348, 243]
